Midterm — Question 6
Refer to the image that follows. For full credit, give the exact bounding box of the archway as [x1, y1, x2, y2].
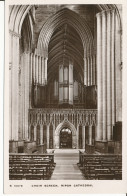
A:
[60, 128, 72, 149]
[54, 120, 77, 149]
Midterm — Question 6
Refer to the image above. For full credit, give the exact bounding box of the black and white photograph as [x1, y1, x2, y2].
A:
[4, 0, 127, 194]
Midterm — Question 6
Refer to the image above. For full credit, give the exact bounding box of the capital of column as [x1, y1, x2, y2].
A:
[96, 12, 102, 18]
[110, 9, 115, 15]
[9, 30, 21, 38]
[44, 57, 48, 61]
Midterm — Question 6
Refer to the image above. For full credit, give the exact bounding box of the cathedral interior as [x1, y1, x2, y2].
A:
[9, 4, 122, 180]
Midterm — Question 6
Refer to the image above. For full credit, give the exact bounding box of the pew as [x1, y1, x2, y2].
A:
[9, 153, 56, 180]
[78, 151, 122, 180]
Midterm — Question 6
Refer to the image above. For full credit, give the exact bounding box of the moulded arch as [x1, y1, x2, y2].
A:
[9, 5, 33, 34]
[54, 120, 77, 149]
[36, 8, 94, 56]
[55, 119, 77, 136]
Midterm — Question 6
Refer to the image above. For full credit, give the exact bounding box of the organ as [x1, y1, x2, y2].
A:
[58, 60, 73, 105]
[32, 57, 97, 109]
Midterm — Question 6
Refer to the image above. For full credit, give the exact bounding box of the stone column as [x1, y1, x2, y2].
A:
[77, 125, 79, 149]
[106, 11, 112, 141]
[9, 32, 13, 140]
[36, 55, 38, 84]
[38, 56, 41, 85]
[111, 10, 115, 127]
[87, 57, 90, 86]
[82, 125, 85, 149]
[89, 125, 92, 145]
[25, 53, 30, 140]
[90, 56, 93, 85]
[33, 54, 36, 84]
[92, 55, 96, 85]
[53, 124, 55, 149]
[44, 57, 48, 84]
[94, 55, 97, 85]
[40, 124, 43, 145]
[29, 53, 33, 108]
[96, 12, 103, 140]
[102, 12, 107, 141]
[34, 125, 36, 141]
[84, 57, 87, 86]
[9, 62, 12, 140]
[47, 124, 49, 149]
[95, 125, 97, 140]
[11, 34, 20, 141]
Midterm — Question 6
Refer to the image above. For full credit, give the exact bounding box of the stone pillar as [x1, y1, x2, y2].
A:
[96, 13, 103, 140]
[92, 55, 96, 85]
[9, 62, 12, 140]
[44, 57, 48, 84]
[34, 125, 36, 141]
[9, 32, 13, 140]
[77, 125, 79, 149]
[106, 11, 112, 141]
[95, 125, 97, 140]
[90, 56, 93, 85]
[29, 53, 33, 108]
[89, 125, 92, 145]
[36, 55, 38, 84]
[41, 57, 45, 85]
[38, 56, 41, 85]
[47, 124, 49, 149]
[26, 53, 30, 140]
[40, 124, 43, 145]
[111, 10, 115, 127]
[82, 125, 85, 149]
[102, 12, 107, 141]
[87, 57, 90, 86]
[53, 125, 55, 149]
[33, 54, 36, 84]
[84, 57, 87, 86]
[11, 33, 20, 141]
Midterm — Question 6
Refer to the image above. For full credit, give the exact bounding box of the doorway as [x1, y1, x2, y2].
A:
[60, 128, 72, 148]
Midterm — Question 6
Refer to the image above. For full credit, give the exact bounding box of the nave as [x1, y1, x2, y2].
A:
[9, 149, 122, 180]
[8, 4, 122, 182]
[51, 149, 84, 180]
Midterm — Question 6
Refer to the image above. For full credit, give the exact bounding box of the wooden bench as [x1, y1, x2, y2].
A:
[9, 153, 56, 180]
[96, 174, 115, 180]
[9, 174, 23, 180]
[78, 152, 122, 180]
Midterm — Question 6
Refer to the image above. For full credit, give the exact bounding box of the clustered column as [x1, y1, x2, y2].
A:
[32, 53, 48, 86]
[9, 31, 20, 141]
[84, 55, 97, 86]
[96, 10, 115, 142]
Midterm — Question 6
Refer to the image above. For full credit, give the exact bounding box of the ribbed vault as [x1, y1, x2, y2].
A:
[47, 23, 84, 83]
[37, 8, 94, 56]
[9, 4, 121, 36]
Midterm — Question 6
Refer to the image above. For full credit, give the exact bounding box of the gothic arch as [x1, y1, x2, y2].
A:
[9, 5, 33, 34]
[36, 8, 94, 56]
[55, 120, 77, 136]
[54, 120, 77, 148]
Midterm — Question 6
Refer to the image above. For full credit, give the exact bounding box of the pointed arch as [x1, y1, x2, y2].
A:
[55, 119, 77, 136]
[36, 8, 94, 56]
[54, 119, 77, 148]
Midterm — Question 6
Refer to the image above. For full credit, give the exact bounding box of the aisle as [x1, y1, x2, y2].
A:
[50, 149, 84, 180]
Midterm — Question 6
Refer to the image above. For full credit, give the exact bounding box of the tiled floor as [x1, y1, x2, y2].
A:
[50, 149, 84, 180]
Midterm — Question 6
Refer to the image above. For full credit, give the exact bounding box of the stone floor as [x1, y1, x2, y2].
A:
[50, 149, 85, 180]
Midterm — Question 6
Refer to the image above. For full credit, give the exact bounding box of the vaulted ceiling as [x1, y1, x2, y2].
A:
[48, 23, 84, 83]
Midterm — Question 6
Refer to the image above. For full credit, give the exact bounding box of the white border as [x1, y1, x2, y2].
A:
[4, 0, 127, 194]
